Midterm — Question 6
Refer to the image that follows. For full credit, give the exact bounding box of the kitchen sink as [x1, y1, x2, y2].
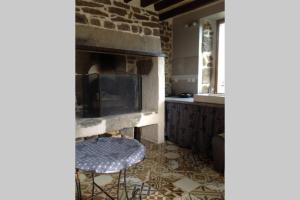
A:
[193, 93, 225, 104]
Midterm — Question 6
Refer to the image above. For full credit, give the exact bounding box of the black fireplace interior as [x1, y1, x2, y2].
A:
[76, 50, 142, 117]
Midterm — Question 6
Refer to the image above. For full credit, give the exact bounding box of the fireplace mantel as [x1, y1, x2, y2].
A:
[76, 25, 163, 57]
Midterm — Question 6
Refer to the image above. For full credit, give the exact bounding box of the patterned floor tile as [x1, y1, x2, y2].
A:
[166, 145, 179, 151]
[164, 152, 181, 159]
[173, 177, 201, 192]
[94, 175, 113, 186]
[76, 139, 224, 200]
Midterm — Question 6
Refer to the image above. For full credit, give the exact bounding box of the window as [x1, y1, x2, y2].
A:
[216, 20, 225, 93]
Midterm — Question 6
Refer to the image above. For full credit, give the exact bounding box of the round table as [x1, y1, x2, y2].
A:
[76, 137, 145, 200]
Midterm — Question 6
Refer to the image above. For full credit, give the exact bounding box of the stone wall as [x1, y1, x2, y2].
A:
[76, 0, 160, 38]
[201, 21, 214, 93]
[159, 20, 173, 96]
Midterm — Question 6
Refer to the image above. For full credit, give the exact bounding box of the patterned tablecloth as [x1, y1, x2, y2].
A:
[76, 137, 145, 173]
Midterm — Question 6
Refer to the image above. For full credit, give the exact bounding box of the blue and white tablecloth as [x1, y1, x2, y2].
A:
[76, 137, 145, 173]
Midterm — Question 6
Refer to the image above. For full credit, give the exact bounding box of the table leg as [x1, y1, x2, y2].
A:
[91, 173, 95, 200]
[123, 169, 130, 200]
[117, 170, 122, 200]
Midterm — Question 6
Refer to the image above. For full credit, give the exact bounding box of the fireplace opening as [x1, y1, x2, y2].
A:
[76, 50, 142, 117]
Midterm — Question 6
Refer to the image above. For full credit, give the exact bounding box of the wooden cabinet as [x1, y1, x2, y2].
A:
[165, 101, 224, 158]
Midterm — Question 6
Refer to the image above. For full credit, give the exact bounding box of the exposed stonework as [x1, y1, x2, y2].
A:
[76, 0, 160, 38]
[201, 22, 214, 93]
[159, 20, 173, 96]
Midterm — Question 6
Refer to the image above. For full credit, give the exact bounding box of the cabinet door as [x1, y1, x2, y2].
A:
[165, 102, 198, 148]
[165, 102, 180, 143]
[195, 106, 218, 157]
[213, 107, 225, 136]
[176, 104, 198, 148]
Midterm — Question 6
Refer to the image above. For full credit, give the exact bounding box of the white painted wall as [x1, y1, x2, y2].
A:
[141, 57, 165, 144]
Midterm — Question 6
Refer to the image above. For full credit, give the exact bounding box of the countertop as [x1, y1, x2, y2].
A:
[165, 97, 224, 107]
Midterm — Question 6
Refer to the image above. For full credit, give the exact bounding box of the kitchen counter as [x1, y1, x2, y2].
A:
[165, 97, 224, 107]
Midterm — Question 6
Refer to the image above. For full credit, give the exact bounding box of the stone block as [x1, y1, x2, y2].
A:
[103, 21, 115, 29]
[142, 21, 159, 28]
[146, 10, 158, 17]
[131, 6, 141, 13]
[82, 7, 108, 17]
[76, 0, 104, 7]
[92, 0, 111, 5]
[144, 27, 152, 35]
[113, 1, 130, 9]
[133, 13, 149, 21]
[153, 28, 160, 36]
[117, 23, 130, 31]
[131, 25, 139, 33]
[90, 18, 101, 26]
[111, 16, 132, 23]
[161, 36, 169, 43]
[151, 16, 159, 22]
[76, 13, 88, 24]
[108, 7, 127, 16]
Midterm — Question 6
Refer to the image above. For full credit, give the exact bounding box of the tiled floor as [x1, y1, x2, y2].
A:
[77, 139, 224, 200]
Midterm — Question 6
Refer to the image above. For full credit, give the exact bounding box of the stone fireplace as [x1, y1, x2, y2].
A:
[76, 52, 142, 117]
[75, 0, 165, 144]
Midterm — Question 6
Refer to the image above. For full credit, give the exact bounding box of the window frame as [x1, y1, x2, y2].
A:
[215, 18, 225, 93]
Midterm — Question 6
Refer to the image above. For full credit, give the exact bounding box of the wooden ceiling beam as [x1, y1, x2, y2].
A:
[141, 0, 160, 7]
[159, 0, 217, 20]
[154, 0, 184, 11]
